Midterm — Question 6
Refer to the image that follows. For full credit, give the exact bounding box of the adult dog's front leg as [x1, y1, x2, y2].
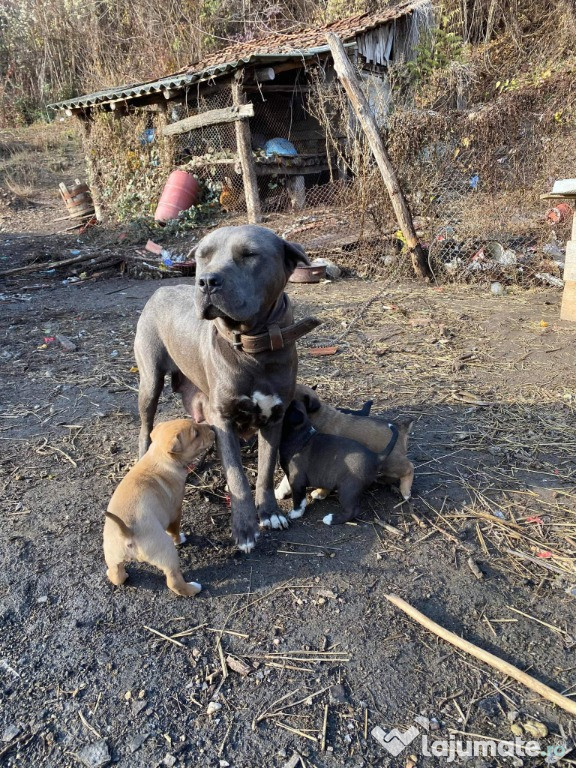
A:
[255, 422, 289, 530]
[213, 420, 259, 553]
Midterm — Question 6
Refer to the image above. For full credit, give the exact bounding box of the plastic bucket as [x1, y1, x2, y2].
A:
[154, 170, 199, 223]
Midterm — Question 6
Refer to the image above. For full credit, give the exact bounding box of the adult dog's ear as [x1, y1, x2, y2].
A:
[284, 240, 310, 275]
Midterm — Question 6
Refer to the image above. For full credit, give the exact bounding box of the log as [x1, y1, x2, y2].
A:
[232, 76, 262, 224]
[326, 32, 430, 280]
[163, 103, 254, 136]
[0, 251, 106, 278]
[385, 594, 576, 716]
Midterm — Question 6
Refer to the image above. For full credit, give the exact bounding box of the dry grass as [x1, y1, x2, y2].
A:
[4, 171, 39, 201]
[290, 280, 576, 590]
[0, 121, 82, 199]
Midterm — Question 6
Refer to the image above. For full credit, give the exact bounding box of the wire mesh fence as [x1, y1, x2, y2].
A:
[86, 58, 573, 285]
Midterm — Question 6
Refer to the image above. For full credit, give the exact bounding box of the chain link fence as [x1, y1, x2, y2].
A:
[86, 59, 573, 285]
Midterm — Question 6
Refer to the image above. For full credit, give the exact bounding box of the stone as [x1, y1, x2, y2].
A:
[127, 732, 149, 753]
[77, 739, 111, 768]
[329, 683, 347, 704]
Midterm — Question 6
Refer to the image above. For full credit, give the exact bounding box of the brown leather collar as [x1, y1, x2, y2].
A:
[217, 316, 322, 354]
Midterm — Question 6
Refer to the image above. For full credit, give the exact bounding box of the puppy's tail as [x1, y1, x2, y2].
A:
[105, 512, 133, 538]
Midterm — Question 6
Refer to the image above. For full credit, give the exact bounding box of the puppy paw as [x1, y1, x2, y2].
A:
[274, 476, 292, 500]
[289, 499, 307, 520]
[311, 488, 329, 500]
[260, 513, 289, 530]
[322, 513, 334, 526]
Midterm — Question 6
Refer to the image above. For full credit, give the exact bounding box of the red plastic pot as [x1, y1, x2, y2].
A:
[154, 170, 199, 223]
[546, 202, 573, 225]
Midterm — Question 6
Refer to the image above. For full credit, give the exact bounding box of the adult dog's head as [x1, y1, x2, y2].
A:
[194, 225, 308, 329]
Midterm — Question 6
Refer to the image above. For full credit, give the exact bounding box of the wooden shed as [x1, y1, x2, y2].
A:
[48, 0, 431, 222]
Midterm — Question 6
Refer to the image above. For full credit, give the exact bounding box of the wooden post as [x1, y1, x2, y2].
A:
[77, 115, 104, 222]
[232, 74, 262, 224]
[326, 31, 430, 280]
[560, 200, 576, 321]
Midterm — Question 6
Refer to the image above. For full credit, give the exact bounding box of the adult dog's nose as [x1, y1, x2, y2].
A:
[198, 273, 223, 294]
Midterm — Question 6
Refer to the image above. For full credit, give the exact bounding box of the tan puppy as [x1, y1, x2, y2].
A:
[103, 419, 214, 596]
[276, 385, 414, 501]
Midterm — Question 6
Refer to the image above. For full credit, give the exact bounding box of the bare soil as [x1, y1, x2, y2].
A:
[1, 124, 575, 767]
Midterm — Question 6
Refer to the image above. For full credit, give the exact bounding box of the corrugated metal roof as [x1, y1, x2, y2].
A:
[48, 0, 429, 111]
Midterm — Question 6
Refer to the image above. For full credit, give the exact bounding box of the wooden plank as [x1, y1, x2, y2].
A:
[245, 85, 313, 93]
[232, 76, 261, 223]
[256, 163, 330, 177]
[326, 31, 430, 280]
[163, 103, 254, 136]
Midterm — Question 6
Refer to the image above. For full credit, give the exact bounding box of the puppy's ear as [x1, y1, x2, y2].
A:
[188, 424, 198, 441]
[284, 240, 310, 274]
[288, 402, 307, 426]
[303, 391, 321, 413]
[167, 435, 183, 454]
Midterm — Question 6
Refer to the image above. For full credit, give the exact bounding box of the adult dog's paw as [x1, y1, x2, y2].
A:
[232, 515, 260, 554]
[259, 512, 289, 530]
[258, 498, 290, 530]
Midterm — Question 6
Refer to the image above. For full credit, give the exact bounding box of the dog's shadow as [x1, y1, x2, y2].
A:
[173, 485, 405, 599]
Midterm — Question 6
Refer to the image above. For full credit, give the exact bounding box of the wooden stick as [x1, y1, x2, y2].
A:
[143, 625, 186, 648]
[326, 32, 430, 280]
[385, 594, 576, 716]
[0, 250, 106, 278]
[321, 704, 329, 751]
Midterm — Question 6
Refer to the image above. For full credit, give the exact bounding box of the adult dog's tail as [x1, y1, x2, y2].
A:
[105, 512, 133, 538]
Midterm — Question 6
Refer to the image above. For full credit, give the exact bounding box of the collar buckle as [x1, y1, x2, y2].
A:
[232, 332, 243, 350]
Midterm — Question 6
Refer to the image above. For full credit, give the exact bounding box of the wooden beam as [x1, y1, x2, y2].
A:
[326, 31, 431, 280]
[163, 103, 254, 136]
[232, 75, 261, 224]
[256, 163, 330, 177]
[245, 85, 312, 93]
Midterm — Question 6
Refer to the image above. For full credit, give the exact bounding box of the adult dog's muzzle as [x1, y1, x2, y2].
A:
[197, 273, 223, 294]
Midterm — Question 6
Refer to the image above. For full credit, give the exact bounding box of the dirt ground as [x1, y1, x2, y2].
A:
[1, 128, 576, 767]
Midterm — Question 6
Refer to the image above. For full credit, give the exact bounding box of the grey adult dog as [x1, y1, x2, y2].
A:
[134, 225, 319, 553]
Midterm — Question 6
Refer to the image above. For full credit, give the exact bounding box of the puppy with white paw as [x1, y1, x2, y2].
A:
[275, 385, 414, 502]
[103, 419, 214, 596]
[279, 402, 401, 525]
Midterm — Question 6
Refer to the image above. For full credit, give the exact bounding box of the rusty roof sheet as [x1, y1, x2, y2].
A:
[179, 0, 427, 74]
[48, 0, 429, 111]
